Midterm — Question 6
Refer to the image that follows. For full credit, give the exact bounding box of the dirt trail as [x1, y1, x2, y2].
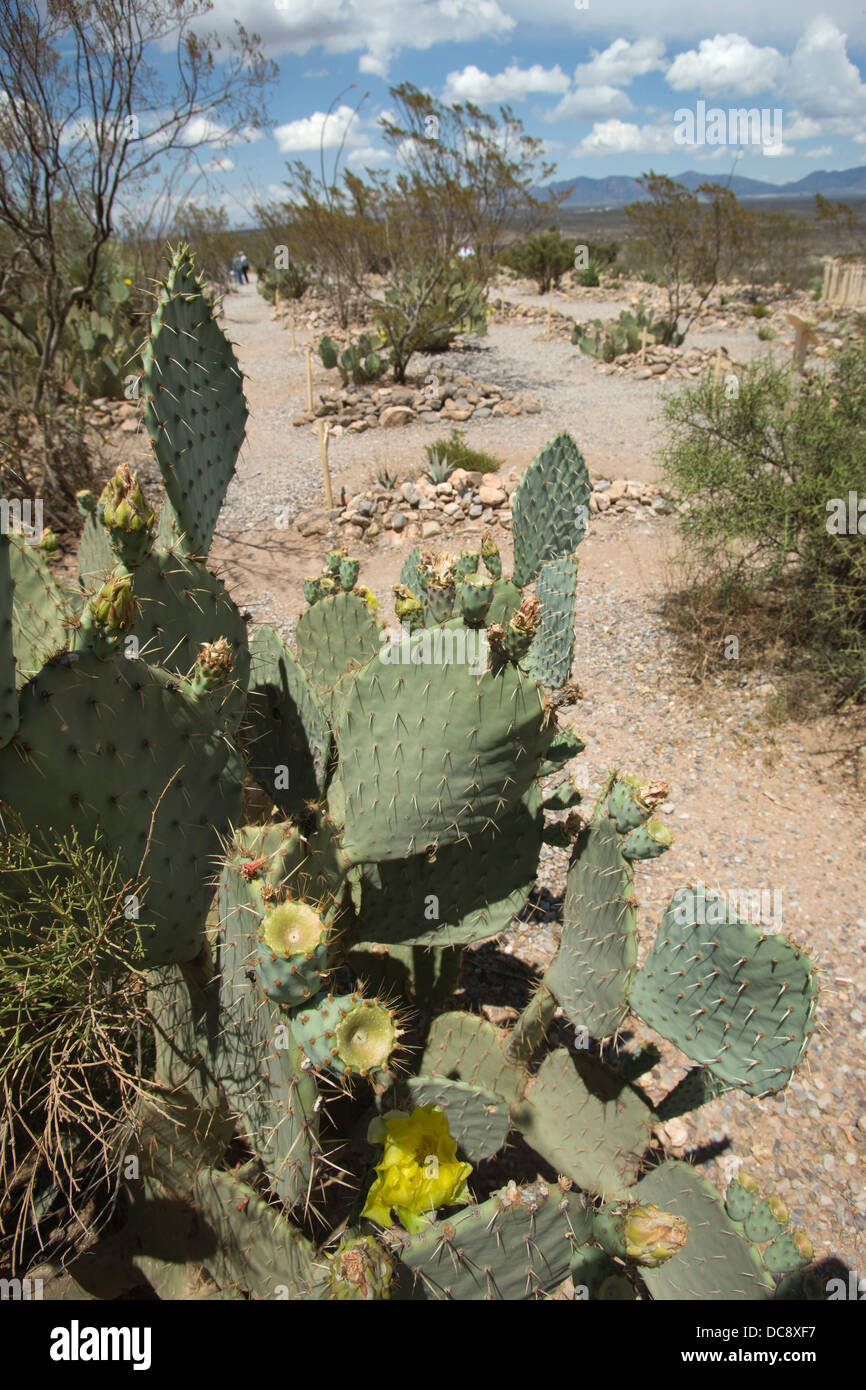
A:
[204, 278, 866, 1272]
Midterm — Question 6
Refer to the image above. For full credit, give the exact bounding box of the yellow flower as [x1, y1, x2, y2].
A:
[123, 278, 132, 285]
[362, 1105, 472, 1233]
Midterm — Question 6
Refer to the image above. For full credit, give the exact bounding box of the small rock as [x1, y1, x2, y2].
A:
[379, 405, 415, 429]
[478, 484, 506, 507]
[607, 479, 628, 503]
[296, 513, 329, 538]
[119, 417, 140, 433]
[421, 520, 442, 538]
[468, 504, 483, 519]
[391, 511, 408, 531]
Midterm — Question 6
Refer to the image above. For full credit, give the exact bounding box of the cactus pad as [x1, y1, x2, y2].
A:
[141, 245, 247, 558]
[628, 887, 818, 1096]
[525, 554, 578, 690]
[295, 591, 381, 727]
[401, 1077, 510, 1163]
[244, 625, 330, 814]
[0, 537, 17, 747]
[511, 432, 591, 588]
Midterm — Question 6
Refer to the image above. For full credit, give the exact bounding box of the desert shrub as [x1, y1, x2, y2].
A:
[424, 429, 503, 476]
[0, 814, 149, 1270]
[257, 261, 310, 304]
[660, 340, 866, 698]
[577, 260, 601, 287]
[500, 231, 575, 293]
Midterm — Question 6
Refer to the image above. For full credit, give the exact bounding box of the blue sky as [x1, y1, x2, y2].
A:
[144, 1, 866, 223]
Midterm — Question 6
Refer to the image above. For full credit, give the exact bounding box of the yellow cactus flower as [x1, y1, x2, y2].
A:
[362, 1105, 472, 1233]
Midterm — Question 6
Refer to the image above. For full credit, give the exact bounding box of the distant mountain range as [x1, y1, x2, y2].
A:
[540, 166, 866, 207]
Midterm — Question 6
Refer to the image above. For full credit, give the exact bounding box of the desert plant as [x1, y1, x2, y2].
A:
[573, 300, 683, 361]
[258, 261, 310, 304]
[424, 429, 503, 476]
[318, 331, 391, 385]
[501, 229, 576, 294]
[660, 338, 866, 699]
[0, 245, 829, 1302]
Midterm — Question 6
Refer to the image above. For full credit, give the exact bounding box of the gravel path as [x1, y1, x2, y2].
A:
[209, 277, 866, 1278]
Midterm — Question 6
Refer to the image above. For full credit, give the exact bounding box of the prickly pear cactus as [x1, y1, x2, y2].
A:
[141, 244, 247, 558]
[511, 432, 591, 587]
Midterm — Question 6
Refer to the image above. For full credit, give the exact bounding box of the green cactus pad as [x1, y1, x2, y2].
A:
[632, 1161, 775, 1300]
[391, 1180, 592, 1300]
[420, 1012, 525, 1107]
[628, 887, 818, 1096]
[1, 649, 243, 964]
[607, 773, 657, 832]
[295, 590, 381, 727]
[545, 812, 637, 1041]
[352, 787, 542, 947]
[335, 651, 552, 863]
[398, 545, 425, 599]
[193, 1169, 315, 1299]
[538, 728, 585, 776]
[349, 940, 462, 1009]
[525, 555, 578, 690]
[511, 432, 591, 588]
[216, 830, 322, 1203]
[511, 1048, 653, 1198]
[744, 1195, 789, 1244]
[243, 625, 330, 815]
[8, 532, 71, 685]
[0, 537, 17, 747]
[486, 577, 523, 626]
[762, 1229, 813, 1274]
[141, 245, 247, 558]
[401, 1077, 510, 1163]
[724, 1170, 760, 1223]
[117, 548, 250, 728]
[76, 508, 116, 591]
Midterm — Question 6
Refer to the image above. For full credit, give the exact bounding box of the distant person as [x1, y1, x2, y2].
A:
[238, 251, 250, 284]
[231, 254, 243, 286]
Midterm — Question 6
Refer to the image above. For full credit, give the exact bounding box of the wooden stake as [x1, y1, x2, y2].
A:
[639, 326, 649, 364]
[318, 419, 333, 510]
[546, 300, 552, 336]
[290, 315, 297, 351]
[306, 348, 314, 411]
[713, 347, 723, 385]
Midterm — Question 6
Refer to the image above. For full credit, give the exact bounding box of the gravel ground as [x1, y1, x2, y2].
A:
[199, 278, 866, 1278]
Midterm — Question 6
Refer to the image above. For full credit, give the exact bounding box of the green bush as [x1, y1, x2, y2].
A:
[424, 429, 503, 476]
[318, 331, 391, 385]
[257, 262, 310, 304]
[757, 325, 775, 341]
[573, 300, 683, 360]
[750, 303, 770, 319]
[500, 231, 575, 293]
[577, 260, 601, 287]
[660, 341, 866, 698]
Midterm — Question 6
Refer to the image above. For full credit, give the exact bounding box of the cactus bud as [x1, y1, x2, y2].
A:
[89, 572, 138, 632]
[325, 549, 342, 575]
[393, 584, 424, 631]
[326, 1235, 393, 1301]
[39, 529, 59, 554]
[487, 596, 539, 664]
[303, 576, 322, 605]
[339, 556, 360, 591]
[189, 637, 234, 696]
[480, 530, 502, 579]
[595, 1202, 689, 1269]
[99, 464, 155, 566]
[76, 489, 97, 517]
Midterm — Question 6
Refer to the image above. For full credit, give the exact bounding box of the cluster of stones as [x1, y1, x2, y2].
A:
[599, 341, 733, 380]
[293, 470, 671, 545]
[488, 296, 576, 340]
[90, 396, 143, 433]
[292, 375, 542, 433]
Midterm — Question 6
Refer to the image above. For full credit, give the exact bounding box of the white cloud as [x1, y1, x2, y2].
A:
[178, 116, 263, 148]
[785, 17, 866, 120]
[804, 145, 834, 157]
[273, 105, 366, 153]
[548, 85, 634, 121]
[204, 156, 235, 172]
[442, 63, 569, 104]
[573, 119, 677, 157]
[760, 141, 795, 157]
[345, 143, 391, 165]
[666, 34, 786, 97]
[574, 38, 667, 87]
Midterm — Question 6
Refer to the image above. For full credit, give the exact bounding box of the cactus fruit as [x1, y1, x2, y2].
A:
[456, 572, 494, 627]
[74, 572, 139, 657]
[487, 596, 541, 665]
[620, 818, 673, 861]
[593, 1203, 689, 1268]
[339, 556, 360, 591]
[188, 636, 234, 698]
[393, 583, 425, 631]
[303, 576, 322, 605]
[325, 1235, 393, 1300]
[255, 899, 330, 1007]
[294, 992, 400, 1078]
